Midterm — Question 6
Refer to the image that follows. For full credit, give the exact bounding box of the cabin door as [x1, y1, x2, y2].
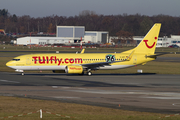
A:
[26, 56, 31, 65]
[133, 55, 137, 64]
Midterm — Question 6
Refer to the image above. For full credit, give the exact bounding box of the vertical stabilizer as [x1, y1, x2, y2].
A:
[135, 23, 161, 54]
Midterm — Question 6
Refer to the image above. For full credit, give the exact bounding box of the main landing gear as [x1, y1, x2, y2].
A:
[87, 69, 92, 76]
[21, 72, 24, 76]
[87, 71, 92, 76]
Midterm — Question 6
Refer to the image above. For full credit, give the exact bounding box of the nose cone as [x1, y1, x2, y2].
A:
[6, 61, 10, 66]
[6, 61, 13, 67]
[6, 61, 16, 70]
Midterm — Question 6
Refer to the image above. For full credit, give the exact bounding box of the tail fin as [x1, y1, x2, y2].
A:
[135, 23, 161, 54]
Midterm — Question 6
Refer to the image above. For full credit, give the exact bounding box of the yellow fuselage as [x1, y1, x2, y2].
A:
[6, 52, 154, 71]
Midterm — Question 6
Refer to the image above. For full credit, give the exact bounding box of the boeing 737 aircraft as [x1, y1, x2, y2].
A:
[6, 23, 161, 76]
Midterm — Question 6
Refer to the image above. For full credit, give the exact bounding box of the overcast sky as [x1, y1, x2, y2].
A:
[1, 0, 180, 18]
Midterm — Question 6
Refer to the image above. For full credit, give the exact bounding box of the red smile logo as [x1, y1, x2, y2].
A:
[143, 37, 157, 49]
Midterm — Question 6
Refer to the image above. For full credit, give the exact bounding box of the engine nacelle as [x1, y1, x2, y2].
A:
[52, 70, 65, 73]
[65, 66, 83, 74]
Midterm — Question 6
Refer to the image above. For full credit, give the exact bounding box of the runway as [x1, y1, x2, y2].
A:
[0, 72, 180, 114]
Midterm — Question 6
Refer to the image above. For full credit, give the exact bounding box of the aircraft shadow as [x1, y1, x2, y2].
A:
[12, 73, 156, 76]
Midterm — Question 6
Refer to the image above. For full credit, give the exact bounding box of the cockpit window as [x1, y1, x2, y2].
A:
[12, 59, 20, 61]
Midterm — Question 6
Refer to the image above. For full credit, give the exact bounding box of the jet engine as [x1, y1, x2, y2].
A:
[65, 66, 83, 74]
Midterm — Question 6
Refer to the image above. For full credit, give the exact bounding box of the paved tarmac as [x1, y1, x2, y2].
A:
[0, 72, 180, 114]
[155, 56, 180, 62]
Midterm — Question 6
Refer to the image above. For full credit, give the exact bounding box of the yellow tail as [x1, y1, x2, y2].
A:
[135, 23, 161, 54]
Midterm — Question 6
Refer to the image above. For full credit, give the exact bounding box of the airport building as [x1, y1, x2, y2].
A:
[56, 26, 85, 43]
[16, 26, 109, 45]
[16, 37, 70, 45]
[167, 35, 180, 47]
[109, 35, 180, 47]
[17, 24, 180, 47]
[84, 31, 109, 43]
[151, 35, 180, 47]
[133, 35, 180, 47]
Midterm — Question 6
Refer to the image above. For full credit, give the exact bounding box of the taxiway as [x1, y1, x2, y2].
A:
[0, 72, 180, 114]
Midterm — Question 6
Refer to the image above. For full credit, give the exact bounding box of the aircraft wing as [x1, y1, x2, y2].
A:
[82, 62, 111, 68]
[82, 50, 134, 69]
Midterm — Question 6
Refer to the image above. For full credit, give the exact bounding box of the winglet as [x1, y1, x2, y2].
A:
[81, 49, 85, 54]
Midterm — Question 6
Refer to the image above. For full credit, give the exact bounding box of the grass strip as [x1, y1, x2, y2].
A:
[1, 96, 178, 120]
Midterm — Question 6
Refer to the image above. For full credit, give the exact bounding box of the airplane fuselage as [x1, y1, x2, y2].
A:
[6, 23, 161, 75]
[6, 52, 155, 71]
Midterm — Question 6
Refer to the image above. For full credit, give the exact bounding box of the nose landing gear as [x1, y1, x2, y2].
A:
[15, 69, 24, 76]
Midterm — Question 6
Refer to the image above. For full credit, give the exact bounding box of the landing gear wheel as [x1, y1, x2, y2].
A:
[87, 71, 92, 76]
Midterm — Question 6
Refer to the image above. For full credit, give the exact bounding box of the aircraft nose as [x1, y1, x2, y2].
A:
[6, 61, 12, 67]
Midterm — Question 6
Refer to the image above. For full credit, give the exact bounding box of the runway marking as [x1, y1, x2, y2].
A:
[0, 79, 20, 83]
[144, 97, 180, 100]
[172, 103, 180, 106]
[52, 86, 58, 88]
[53, 96, 80, 99]
[64, 89, 180, 100]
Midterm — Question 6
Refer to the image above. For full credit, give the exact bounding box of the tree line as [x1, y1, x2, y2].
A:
[1, 9, 180, 37]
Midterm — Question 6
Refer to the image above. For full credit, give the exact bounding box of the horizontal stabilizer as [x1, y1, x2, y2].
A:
[146, 53, 166, 58]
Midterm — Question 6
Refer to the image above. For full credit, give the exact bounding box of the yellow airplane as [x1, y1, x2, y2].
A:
[6, 23, 161, 76]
